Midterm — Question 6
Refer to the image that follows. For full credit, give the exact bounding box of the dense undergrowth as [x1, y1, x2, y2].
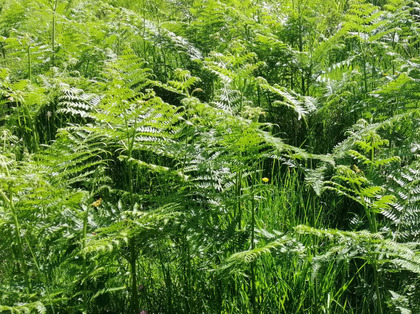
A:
[0, 0, 419, 313]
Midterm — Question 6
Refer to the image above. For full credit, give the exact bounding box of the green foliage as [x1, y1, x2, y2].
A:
[0, 0, 419, 313]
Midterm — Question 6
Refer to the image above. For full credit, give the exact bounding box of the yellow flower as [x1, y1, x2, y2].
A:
[91, 198, 102, 207]
[262, 177, 269, 183]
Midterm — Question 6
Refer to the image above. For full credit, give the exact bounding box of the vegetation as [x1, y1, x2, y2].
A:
[0, 0, 419, 313]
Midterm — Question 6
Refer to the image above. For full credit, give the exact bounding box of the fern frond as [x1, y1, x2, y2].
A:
[218, 234, 305, 275]
[296, 225, 420, 274]
[0, 301, 46, 313]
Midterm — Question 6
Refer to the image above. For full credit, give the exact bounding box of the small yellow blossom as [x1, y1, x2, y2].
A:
[91, 198, 102, 207]
[262, 177, 269, 183]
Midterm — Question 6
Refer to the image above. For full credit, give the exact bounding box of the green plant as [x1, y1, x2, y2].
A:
[1, 1, 420, 313]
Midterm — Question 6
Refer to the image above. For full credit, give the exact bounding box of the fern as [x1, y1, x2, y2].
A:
[0, 301, 46, 314]
[220, 234, 305, 272]
[387, 161, 420, 241]
[296, 225, 420, 274]
[0, 0, 420, 313]
[257, 76, 316, 121]
[203, 44, 263, 113]
[57, 85, 98, 120]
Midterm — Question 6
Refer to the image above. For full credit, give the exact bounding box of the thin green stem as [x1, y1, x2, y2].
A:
[52, 0, 58, 66]
[27, 44, 31, 81]
[125, 116, 139, 314]
[82, 203, 90, 308]
[23, 236, 55, 314]
[0, 188, 31, 292]
[250, 168, 256, 314]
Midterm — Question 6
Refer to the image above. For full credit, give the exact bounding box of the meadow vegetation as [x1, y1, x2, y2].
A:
[0, 0, 419, 313]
